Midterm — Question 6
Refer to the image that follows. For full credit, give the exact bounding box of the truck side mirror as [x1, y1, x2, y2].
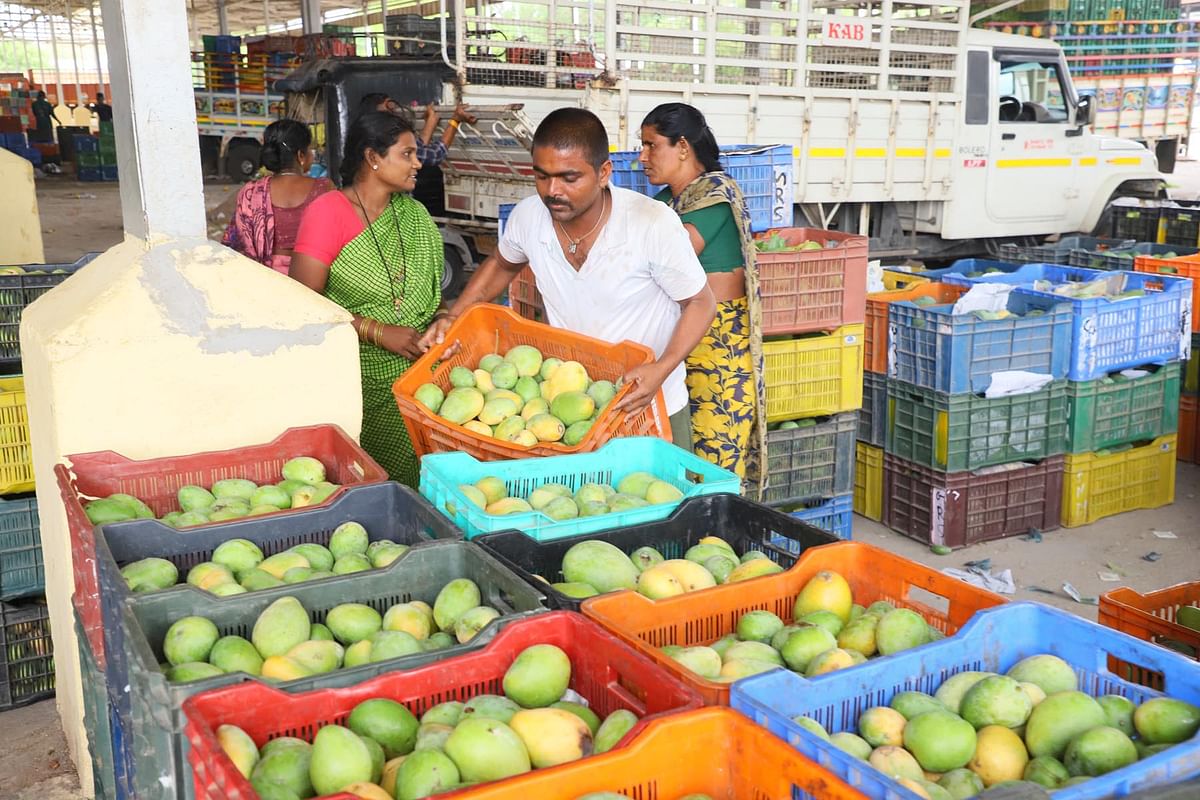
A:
[1075, 95, 1096, 128]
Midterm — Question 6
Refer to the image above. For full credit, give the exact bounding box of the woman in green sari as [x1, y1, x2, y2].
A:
[639, 103, 768, 499]
[292, 111, 446, 486]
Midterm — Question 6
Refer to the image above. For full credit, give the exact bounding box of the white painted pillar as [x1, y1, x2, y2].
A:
[49, 15, 64, 103]
[217, 0, 230, 36]
[66, 1, 82, 103]
[21, 1, 364, 796]
[100, 0, 205, 239]
[263, 0, 272, 34]
[88, 3, 104, 93]
[301, 0, 322, 34]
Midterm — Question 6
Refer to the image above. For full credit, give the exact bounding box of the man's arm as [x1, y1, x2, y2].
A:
[614, 285, 716, 412]
[416, 251, 527, 351]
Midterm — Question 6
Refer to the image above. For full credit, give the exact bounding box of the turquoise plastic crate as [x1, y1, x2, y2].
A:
[419, 437, 741, 541]
[731, 602, 1200, 800]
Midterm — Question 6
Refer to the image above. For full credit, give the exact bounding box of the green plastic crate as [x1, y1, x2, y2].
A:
[117, 540, 547, 800]
[76, 151, 100, 167]
[77, 613, 115, 800]
[1186, 334, 1198, 395]
[886, 379, 1070, 472]
[1067, 363, 1181, 453]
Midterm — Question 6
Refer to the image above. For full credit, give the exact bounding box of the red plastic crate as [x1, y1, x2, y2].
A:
[56, 425, 386, 671]
[183, 611, 703, 800]
[1181, 395, 1197, 464]
[883, 452, 1065, 549]
[508, 266, 545, 322]
[755, 227, 868, 336]
[1135, 252, 1200, 333]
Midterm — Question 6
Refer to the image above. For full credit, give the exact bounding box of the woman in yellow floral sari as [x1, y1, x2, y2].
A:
[639, 103, 767, 498]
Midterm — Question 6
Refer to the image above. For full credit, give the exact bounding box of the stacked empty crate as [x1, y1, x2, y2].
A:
[75, 123, 118, 183]
[1134, 248, 1200, 464]
[756, 227, 866, 540]
[926, 259, 1191, 530]
[877, 259, 1073, 548]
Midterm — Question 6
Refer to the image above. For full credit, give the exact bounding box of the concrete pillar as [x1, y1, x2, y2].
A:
[49, 15, 64, 103]
[20, 1, 365, 795]
[217, 0, 230, 36]
[88, 3, 104, 93]
[66, 1, 82, 104]
[301, 0, 322, 34]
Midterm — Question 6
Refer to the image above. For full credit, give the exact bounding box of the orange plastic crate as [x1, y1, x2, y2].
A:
[431, 707, 868, 800]
[864, 280, 967, 374]
[1099, 583, 1200, 688]
[508, 266, 545, 322]
[1135, 251, 1200, 332]
[393, 304, 669, 461]
[581, 540, 1007, 705]
[1180, 395, 1197, 464]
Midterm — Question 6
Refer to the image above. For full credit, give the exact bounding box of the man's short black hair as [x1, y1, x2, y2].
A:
[96, 93, 105, 101]
[532, 108, 610, 171]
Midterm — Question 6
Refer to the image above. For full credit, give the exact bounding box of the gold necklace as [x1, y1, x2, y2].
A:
[555, 192, 608, 255]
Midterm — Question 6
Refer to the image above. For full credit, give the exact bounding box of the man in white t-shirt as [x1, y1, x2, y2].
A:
[419, 108, 716, 446]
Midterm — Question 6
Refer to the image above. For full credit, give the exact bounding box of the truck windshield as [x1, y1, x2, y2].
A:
[997, 59, 1069, 124]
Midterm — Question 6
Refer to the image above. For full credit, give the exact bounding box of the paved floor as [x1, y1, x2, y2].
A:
[5, 160, 1199, 799]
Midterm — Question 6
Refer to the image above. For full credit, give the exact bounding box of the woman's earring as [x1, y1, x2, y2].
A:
[372, 164, 379, 170]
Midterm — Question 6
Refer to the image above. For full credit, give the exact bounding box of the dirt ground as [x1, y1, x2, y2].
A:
[3, 163, 1199, 799]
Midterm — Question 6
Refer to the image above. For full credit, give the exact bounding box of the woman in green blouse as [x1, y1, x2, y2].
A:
[639, 103, 767, 498]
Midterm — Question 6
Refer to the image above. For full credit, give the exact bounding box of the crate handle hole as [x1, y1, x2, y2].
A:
[905, 585, 950, 616]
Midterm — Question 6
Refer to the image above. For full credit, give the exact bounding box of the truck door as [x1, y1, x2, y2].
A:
[985, 50, 1080, 225]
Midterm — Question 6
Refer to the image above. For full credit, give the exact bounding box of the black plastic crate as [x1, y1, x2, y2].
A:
[0, 252, 98, 368]
[1068, 241, 1198, 271]
[1162, 201, 1200, 249]
[859, 371, 886, 447]
[765, 413, 857, 506]
[474, 493, 840, 612]
[0, 598, 54, 710]
[385, 14, 452, 58]
[0, 493, 42, 601]
[998, 235, 1134, 265]
[1109, 201, 1163, 244]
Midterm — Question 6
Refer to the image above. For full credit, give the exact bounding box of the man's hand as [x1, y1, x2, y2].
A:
[453, 104, 477, 125]
[423, 105, 439, 124]
[417, 314, 458, 354]
[613, 362, 671, 413]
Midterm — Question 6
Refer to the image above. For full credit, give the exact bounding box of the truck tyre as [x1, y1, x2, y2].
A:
[442, 243, 469, 301]
[226, 141, 261, 181]
[1156, 139, 1177, 174]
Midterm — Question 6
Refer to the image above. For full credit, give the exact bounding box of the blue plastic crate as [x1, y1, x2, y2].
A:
[101, 164, 119, 181]
[1, 132, 27, 149]
[912, 258, 1024, 281]
[782, 493, 853, 540]
[944, 265, 1193, 380]
[0, 495, 42, 601]
[731, 601, 1200, 800]
[608, 144, 794, 232]
[887, 291, 1073, 394]
[77, 166, 102, 182]
[420, 436, 741, 541]
[498, 202, 514, 236]
[73, 134, 99, 153]
[110, 684, 136, 800]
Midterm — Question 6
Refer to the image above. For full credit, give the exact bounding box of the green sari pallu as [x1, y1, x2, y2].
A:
[324, 193, 443, 487]
[667, 173, 768, 501]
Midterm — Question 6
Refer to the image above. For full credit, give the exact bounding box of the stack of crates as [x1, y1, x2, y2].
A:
[1134, 249, 1200, 465]
[98, 120, 117, 181]
[927, 262, 1189, 530]
[756, 227, 867, 540]
[75, 134, 102, 182]
[876, 261, 1073, 548]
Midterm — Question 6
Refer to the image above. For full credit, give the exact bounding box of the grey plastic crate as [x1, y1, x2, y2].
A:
[115, 540, 547, 800]
[859, 371, 886, 447]
[764, 413, 858, 506]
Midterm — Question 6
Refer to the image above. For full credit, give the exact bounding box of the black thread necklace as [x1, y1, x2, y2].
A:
[353, 186, 407, 313]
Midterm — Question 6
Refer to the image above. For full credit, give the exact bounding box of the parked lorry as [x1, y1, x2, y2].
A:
[193, 51, 291, 180]
[984, 17, 1200, 173]
[274, 0, 1170, 274]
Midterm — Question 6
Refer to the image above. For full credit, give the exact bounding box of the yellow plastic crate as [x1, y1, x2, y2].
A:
[872, 270, 931, 299]
[0, 377, 32, 495]
[764, 324, 864, 423]
[1061, 435, 1176, 528]
[853, 442, 883, 521]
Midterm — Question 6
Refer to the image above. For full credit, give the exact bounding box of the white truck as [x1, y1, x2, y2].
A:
[427, 0, 1165, 259]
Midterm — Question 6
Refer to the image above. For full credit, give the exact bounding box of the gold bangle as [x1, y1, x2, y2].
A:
[448, 119, 460, 131]
[359, 319, 371, 342]
[374, 321, 385, 347]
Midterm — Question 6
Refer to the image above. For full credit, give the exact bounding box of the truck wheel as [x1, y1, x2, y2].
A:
[1156, 139, 1177, 174]
[226, 142, 261, 181]
[442, 244, 469, 302]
